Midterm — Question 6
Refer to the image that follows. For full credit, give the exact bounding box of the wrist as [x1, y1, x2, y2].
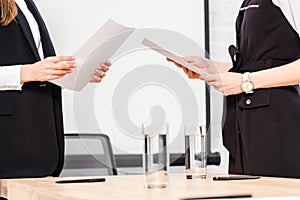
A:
[249, 71, 266, 90]
[21, 64, 34, 83]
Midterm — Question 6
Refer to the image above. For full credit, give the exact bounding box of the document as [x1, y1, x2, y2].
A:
[51, 19, 135, 91]
[141, 38, 207, 75]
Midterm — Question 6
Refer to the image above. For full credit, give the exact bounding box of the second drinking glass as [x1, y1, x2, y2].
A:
[184, 125, 207, 179]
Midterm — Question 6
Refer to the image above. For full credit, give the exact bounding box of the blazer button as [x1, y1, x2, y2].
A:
[246, 99, 251, 105]
[39, 83, 47, 87]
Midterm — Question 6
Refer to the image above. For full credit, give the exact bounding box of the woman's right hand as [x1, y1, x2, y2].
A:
[21, 56, 76, 83]
[167, 56, 231, 79]
[167, 56, 214, 79]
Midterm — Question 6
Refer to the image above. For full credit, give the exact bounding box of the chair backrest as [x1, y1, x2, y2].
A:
[60, 133, 117, 177]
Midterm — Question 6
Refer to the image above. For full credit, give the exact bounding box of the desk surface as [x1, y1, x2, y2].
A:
[1, 174, 300, 200]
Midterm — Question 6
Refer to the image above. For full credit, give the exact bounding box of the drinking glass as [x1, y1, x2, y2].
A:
[184, 125, 207, 179]
[143, 123, 169, 189]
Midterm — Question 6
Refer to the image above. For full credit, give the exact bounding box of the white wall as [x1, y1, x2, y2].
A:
[35, 0, 243, 175]
[35, 0, 205, 161]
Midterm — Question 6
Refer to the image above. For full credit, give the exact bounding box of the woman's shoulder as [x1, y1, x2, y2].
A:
[272, 0, 300, 37]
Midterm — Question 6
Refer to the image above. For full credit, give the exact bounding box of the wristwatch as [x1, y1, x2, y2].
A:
[241, 72, 254, 94]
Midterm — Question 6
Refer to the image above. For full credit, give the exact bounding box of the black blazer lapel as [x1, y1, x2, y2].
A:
[24, 0, 56, 57]
[15, 5, 40, 61]
[236, 0, 252, 48]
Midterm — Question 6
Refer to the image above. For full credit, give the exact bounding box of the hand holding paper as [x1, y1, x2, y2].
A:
[89, 60, 111, 83]
[141, 38, 208, 78]
[167, 57, 202, 79]
[21, 56, 76, 83]
[51, 19, 135, 91]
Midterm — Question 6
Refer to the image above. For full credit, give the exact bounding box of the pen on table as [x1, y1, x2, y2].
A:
[213, 175, 260, 181]
[55, 178, 106, 184]
[180, 194, 252, 199]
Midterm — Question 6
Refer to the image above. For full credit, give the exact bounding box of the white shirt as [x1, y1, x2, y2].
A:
[15, 0, 44, 59]
[0, 0, 43, 90]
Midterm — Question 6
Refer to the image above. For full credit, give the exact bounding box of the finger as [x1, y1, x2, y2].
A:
[166, 57, 184, 68]
[206, 79, 223, 93]
[203, 74, 218, 82]
[184, 56, 194, 63]
[216, 86, 224, 94]
[51, 69, 72, 76]
[45, 56, 75, 63]
[100, 64, 110, 72]
[166, 57, 173, 62]
[175, 63, 184, 68]
[212, 81, 222, 89]
[203, 74, 228, 96]
[187, 69, 198, 78]
[90, 74, 102, 83]
[46, 74, 65, 81]
[170, 61, 183, 68]
[53, 62, 76, 70]
[183, 67, 189, 75]
[103, 65, 110, 72]
[105, 60, 112, 66]
[95, 69, 106, 78]
[49, 64, 75, 72]
[166, 57, 177, 63]
[215, 84, 225, 95]
[198, 75, 205, 80]
[187, 69, 194, 77]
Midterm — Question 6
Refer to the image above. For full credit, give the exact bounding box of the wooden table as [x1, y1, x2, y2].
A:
[1, 174, 300, 200]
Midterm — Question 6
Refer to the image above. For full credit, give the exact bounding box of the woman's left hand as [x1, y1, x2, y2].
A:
[90, 60, 111, 82]
[202, 72, 243, 96]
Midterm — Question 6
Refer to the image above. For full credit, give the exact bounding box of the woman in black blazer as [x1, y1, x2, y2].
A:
[0, 0, 110, 178]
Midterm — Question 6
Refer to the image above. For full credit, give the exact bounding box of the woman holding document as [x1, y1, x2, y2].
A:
[170, 0, 300, 178]
[0, 0, 110, 179]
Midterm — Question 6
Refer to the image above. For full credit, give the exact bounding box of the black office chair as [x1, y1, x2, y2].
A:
[60, 133, 117, 177]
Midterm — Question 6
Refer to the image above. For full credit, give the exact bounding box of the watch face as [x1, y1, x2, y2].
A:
[241, 81, 254, 93]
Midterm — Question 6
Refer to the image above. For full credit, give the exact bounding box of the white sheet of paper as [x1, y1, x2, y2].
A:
[51, 19, 135, 91]
[141, 38, 207, 75]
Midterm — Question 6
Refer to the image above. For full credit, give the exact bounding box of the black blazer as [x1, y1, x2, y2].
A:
[0, 0, 64, 178]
